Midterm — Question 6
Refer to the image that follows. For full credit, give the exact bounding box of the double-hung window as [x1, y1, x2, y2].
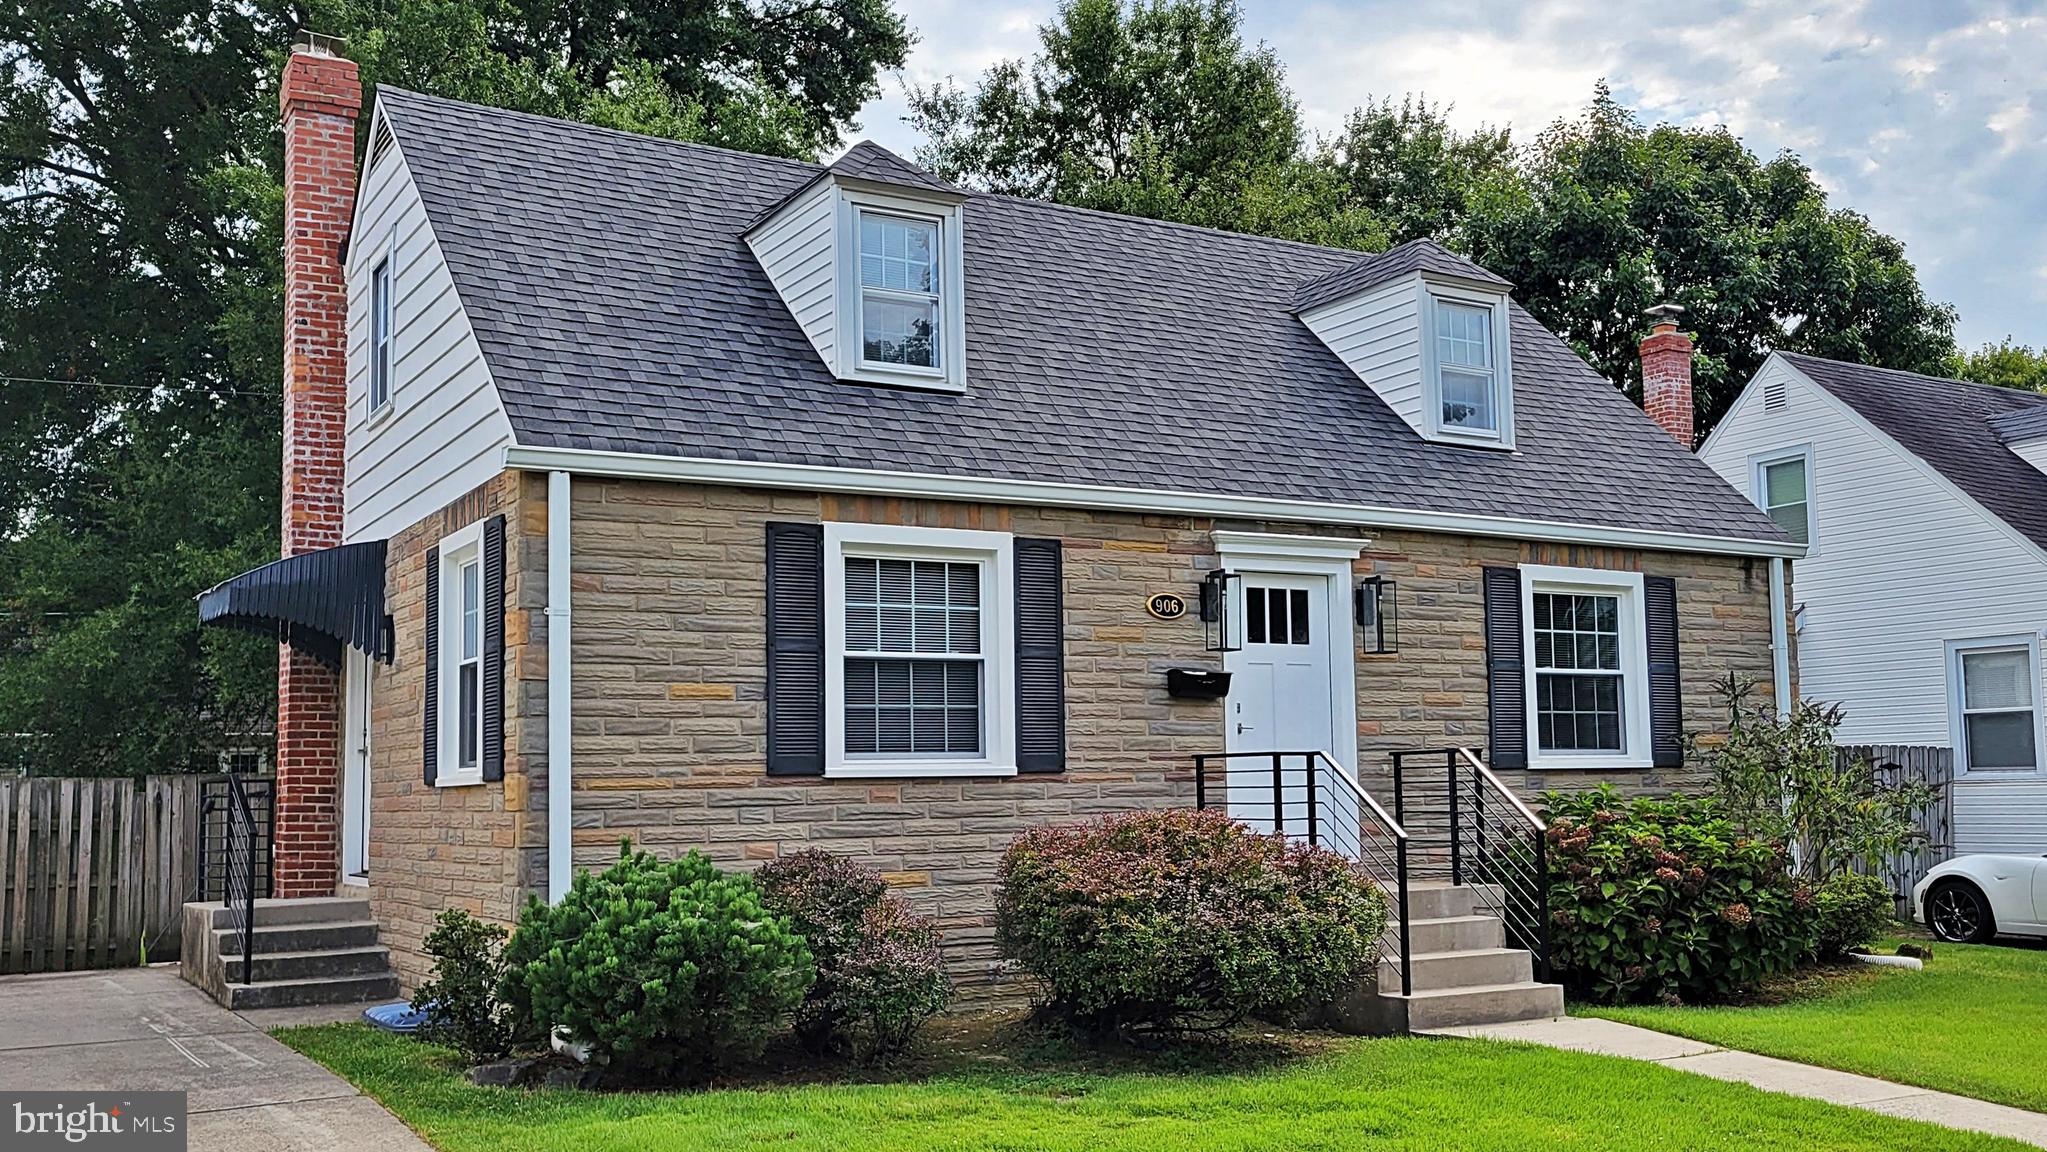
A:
[823, 523, 1015, 777]
[1754, 448, 1813, 545]
[437, 520, 485, 785]
[1948, 637, 2044, 774]
[1423, 285, 1512, 445]
[857, 210, 942, 373]
[1520, 565, 1651, 769]
[370, 256, 393, 414]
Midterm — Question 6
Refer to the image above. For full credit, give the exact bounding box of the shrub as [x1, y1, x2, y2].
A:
[502, 844, 813, 1082]
[1544, 787, 1815, 1004]
[755, 848, 952, 1059]
[1812, 872, 1896, 958]
[996, 808, 1386, 1036]
[411, 909, 514, 1063]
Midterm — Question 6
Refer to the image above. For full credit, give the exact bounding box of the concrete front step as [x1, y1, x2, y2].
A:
[221, 972, 401, 1011]
[218, 920, 381, 956]
[1382, 946, 1532, 992]
[213, 945, 392, 984]
[1385, 981, 1565, 1031]
[1391, 913, 1505, 954]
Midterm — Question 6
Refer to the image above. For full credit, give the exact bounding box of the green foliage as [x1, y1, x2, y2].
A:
[1701, 691, 1935, 885]
[1543, 787, 1815, 1004]
[755, 848, 952, 1060]
[1811, 872, 1895, 959]
[0, 0, 905, 774]
[996, 808, 1386, 1036]
[1949, 338, 2047, 392]
[504, 844, 813, 1082]
[411, 909, 514, 1063]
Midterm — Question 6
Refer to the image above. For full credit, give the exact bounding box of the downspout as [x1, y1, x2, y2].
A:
[547, 470, 573, 901]
[1768, 557, 1792, 720]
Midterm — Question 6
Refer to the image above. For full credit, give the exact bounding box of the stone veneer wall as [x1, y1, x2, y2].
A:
[362, 471, 548, 989]
[556, 477, 1783, 1005]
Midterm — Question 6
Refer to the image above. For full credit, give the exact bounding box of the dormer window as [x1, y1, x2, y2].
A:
[1423, 285, 1513, 445]
[857, 210, 942, 372]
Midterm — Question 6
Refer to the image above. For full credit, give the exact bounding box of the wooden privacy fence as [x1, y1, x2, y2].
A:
[1838, 744, 1955, 913]
[0, 776, 216, 974]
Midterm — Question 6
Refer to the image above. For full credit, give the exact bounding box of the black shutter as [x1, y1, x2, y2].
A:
[1014, 538, 1066, 773]
[423, 545, 439, 785]
[481, 515, 507, 782]
[1644, 575, 1683, 769]
[1482, 566, 1527, 770]
[765, 522, 825, 775]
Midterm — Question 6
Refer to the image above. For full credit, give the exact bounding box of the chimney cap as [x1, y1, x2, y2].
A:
[294, 30, 348, 57]
[1644, 302, 1685, 324]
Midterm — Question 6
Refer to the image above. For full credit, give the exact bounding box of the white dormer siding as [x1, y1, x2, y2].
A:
[1300, 272, 1515, 449]
[2013, 436, 2047, 478]
[747, 175, 968, 393]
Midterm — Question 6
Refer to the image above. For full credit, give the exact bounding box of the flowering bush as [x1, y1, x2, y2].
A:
[1544, 787, 1815, 1004]
[755, 848, 951, 1060]
[502, 844, 812, 1083]
[996, 808, 1386, 1036]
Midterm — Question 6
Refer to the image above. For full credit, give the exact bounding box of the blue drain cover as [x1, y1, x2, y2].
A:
[362, 1001, 432, 1033]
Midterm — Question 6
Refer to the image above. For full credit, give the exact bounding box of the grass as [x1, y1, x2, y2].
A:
[277, 1018, 2032, 1151]
[1583, 939, 2047, 1113]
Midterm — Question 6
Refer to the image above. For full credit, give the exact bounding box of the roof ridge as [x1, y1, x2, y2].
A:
[1778, 349, 2047, 406]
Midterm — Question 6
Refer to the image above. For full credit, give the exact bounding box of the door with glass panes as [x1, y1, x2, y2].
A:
[1224, 574, 1351, 844]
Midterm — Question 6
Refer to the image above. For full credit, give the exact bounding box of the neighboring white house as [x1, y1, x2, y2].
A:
[1702, 352, 2047, 855]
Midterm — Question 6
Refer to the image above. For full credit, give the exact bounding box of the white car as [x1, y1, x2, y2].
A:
[1911, 855, 2047, 943]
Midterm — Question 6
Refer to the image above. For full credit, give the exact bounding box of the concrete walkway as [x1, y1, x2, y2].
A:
[1428, 1016, 2047, 1149]
[0, 965, 430, 1151]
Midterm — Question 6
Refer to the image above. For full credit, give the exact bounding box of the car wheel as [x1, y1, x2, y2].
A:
[1926, 880, 1994, 944]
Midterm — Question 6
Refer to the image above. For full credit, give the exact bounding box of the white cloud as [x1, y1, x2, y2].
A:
[858, 0, 2047, 348]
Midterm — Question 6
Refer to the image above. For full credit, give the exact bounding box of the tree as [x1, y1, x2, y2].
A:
[1316, 96, 1514, 248]
[908, 0, 1382, 249]
[1950, 339, 2047, 392]
[0, 0, 905, 774]
[1460, 87, 1957, 436]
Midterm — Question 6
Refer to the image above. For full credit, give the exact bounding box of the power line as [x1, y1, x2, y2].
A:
[0, 374, 273, 399]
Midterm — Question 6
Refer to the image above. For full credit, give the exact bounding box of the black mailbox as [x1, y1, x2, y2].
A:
[1165, 667, 1232, 700]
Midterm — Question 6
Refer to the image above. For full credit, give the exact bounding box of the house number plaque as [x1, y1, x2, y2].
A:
[1146, 592, 1189, 620]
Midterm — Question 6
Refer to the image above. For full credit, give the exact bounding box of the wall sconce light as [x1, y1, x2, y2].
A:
[1199, 568, 1241, 652]
[1357, 576, 1399, 654]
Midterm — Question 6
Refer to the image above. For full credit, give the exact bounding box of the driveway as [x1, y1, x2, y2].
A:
[0, 964, 431, 1151]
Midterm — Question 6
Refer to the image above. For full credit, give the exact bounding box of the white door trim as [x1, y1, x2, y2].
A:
[1214, 533, 1363, 772]
[341, 648, 372, 885]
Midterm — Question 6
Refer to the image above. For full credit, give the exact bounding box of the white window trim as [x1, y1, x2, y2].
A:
[436, 519, 487, 788]
[1750, 444, 1816, 555]
[822, 522, 1016, 778]
[369, 252, 394, 419]
[1945, 634, 2046, 779]
[1519, 564, 1652, 771]
[834, 188, 967, 393]
[1418, 278, 1515, 449]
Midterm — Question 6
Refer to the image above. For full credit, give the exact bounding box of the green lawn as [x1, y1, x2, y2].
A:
[1585, 940, 2047, 1113]
[278, 1022, 2030, 1151]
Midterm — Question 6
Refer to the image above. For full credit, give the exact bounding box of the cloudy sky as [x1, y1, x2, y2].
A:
[852, 0, 2047, 351]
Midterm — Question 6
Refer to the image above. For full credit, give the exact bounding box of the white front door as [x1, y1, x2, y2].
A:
[341, 649, 372, 882]
[1226, 574, 1343, 837]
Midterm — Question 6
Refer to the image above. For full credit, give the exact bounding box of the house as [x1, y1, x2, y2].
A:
[190, 41, 1799, 1015]
[1702, 351, 2047, 856]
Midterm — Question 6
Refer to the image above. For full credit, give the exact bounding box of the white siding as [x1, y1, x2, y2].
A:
[343, 128, 514, 544]
[1300, 277, 1425, 437]
[2013, 437, 2047, 477]
[1702, 357, 2047, 854]
[745, 179, 837, 368]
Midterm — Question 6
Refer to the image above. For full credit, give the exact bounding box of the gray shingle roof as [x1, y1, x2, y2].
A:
[376, 88, 1790, 549]
[1292, 238, 1513, 314]
[1990, 404, 2047, 446]
[1781, 352, 2047, 553]
[830, 140, 961, 195]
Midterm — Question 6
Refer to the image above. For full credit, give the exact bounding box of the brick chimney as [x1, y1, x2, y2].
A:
[274, 35, 360, 898]
[1639, 303, 1695, 447]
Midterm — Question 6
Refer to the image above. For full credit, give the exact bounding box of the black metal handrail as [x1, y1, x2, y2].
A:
[1391, 747, 1550, 981]
[198, 774, 274, 903]
[1193, 750, 1414, 996]
[222, 772, 260, 986]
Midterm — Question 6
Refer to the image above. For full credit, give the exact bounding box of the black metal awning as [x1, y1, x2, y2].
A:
[198, 540, 392, 668]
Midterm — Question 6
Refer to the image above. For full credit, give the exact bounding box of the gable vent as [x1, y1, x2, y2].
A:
[366, 118, 395, 174]
[1762, 377, 1788, 411]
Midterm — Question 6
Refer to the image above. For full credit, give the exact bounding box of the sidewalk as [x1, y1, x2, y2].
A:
[1428, 1016, 2047, 1149]
[0, 964, 431, 1152]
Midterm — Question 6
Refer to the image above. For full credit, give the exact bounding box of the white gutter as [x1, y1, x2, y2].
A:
[546, 469, 573, 902]
[1768, 556, 1793, 719]
[503, 446, 1807, 561]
